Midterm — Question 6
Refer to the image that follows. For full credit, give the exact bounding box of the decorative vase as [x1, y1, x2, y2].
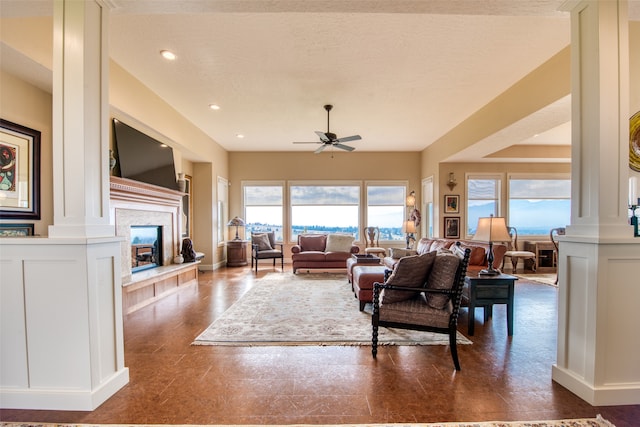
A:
[177, 172, 186, 192]
[173, 254, 184, 264]
[109, 149, 117, 171]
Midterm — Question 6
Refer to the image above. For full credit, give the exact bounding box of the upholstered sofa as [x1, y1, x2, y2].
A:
[291, 233, 360, 274]
[383, 237, 507, 275]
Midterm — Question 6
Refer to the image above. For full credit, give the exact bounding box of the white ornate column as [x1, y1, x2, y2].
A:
[0, 0, 128, 410]
[552, 0, 640, 405]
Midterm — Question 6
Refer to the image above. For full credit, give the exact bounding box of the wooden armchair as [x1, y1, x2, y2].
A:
[250, 231, 284, 273]
[372, 245, 471, 370]
[363, 226, 386, 258]
[502, 226, 536, 273]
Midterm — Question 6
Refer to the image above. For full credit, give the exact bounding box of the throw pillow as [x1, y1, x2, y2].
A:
[252, 233, 273, 251]
[298, 234, 327, 252]
[389, 248, 418, 259]
[325, 234, 354, 252]
[425, 253, 461, 309]
[382, 252, 437, 304]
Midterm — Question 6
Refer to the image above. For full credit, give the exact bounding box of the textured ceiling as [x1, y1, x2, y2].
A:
[1, 1, 638, 160]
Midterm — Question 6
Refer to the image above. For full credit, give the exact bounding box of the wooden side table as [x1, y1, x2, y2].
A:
[226, 240, 249, 267]
[464, 273, 517, 336]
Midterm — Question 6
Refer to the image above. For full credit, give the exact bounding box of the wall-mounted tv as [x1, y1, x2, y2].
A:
[113, 119, 179, 191]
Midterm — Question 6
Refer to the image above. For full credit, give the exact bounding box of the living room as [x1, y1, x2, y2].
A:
[1, 0, 640, 423]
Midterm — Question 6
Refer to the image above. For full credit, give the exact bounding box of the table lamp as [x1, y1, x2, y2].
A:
[403, 220, 416, 249]
[472, 215, 511, 275]
[227, 216, 245, 240]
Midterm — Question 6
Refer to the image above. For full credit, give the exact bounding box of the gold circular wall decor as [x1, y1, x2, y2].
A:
[631, 111, 640, 171]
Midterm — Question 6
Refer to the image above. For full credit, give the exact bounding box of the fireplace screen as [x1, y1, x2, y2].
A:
[131, 225, 163, 273]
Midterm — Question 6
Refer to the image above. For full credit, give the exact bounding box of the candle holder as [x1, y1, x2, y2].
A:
[629, 199, 640, 237]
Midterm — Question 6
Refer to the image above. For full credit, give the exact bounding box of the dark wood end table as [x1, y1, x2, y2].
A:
[464, 272, 517, 336]
[226, 240, 249, 267]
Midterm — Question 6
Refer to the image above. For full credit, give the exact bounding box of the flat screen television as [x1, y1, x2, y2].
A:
[112, 119, 179, 191]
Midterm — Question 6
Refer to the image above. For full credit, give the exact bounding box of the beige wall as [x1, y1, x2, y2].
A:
[0, 70, 53, 236]
[229, 151, 421, 252]
[109, 61, 229, 268]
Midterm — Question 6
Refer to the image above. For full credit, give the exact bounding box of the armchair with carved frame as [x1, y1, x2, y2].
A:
[372, 245, 471, 370]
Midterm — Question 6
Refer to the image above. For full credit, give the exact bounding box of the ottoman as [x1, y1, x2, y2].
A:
[347, 254, 382, 284]
[352, 265, 387, 311]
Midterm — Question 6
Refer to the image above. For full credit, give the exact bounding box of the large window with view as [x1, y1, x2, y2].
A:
[508, 175, 570, 236]
[290, 183, 359, 241]
[467, 175, 500, 236]
[243, 183, 284, 241]
[366, 184, 405, 241]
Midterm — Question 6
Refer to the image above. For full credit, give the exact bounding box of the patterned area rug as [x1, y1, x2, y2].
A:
[193, 272, 472, 346]
[515, 273, 558, 286]
[0, 415, 616, 426]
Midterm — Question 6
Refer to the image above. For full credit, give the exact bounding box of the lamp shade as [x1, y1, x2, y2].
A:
[403, 220, 417, 233]
[472, 216, 511, 243]
[227, 216, 245, 227]
[227, 216, 245, 240]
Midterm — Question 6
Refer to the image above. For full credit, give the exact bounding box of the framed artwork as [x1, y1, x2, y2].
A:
[0, 119, 41, 219]
[0, 223, 34, 237]
[444, 195, 459, 214]
[630, 110, 640, 171]
[444, 217, 460, 239]
[181, 174, 193, 238]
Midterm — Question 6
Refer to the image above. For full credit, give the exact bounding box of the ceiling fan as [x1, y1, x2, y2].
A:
[293, 104, 362, 153]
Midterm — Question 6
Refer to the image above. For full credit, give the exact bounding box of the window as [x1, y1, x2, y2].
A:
[422, 178, 434, 238]
[366, 184, 405, 241]
[243, 183, 284, 241]
[467, 175, 501, 236]
[508, 175, 570, 235]
[290, 183, 359, 241]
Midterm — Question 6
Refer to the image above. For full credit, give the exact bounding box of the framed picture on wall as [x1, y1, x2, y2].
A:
[444, 195, 459, 214]
[0, 223, 34, 237]
[444, 217, 460, 239]
[0, 119, 41, 219]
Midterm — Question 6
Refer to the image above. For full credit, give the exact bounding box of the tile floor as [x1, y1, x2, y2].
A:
[1, 266, 639, 426]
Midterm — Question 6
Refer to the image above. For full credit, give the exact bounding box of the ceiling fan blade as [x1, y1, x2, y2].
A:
[315, 131, 330, 142]
[334, 143, 355, 152]
[335, 134, 361, 143]
[314, 144, 328, 154]
[292, 141, 321, 144]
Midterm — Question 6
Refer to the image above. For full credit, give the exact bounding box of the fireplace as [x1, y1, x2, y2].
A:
[131, 225, 163, 273]
[110, 176, 184, 281]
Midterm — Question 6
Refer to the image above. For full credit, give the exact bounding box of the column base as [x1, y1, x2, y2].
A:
[552, 364, 640, 406]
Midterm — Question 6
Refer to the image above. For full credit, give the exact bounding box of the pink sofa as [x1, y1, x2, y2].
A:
[291, 233, 360, 274]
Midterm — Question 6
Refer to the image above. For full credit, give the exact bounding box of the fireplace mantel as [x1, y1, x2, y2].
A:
[110, 176, 184, 207]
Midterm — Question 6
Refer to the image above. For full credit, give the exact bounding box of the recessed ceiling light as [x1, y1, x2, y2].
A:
[160, 50, 176, 60]
[209, 104, 221, 110]
[236, 134, 244, 139]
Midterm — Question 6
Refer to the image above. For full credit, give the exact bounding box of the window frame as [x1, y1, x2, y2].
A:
[288, 180, 361, 242]
[242, 180, 285, 242]
[364, 180, 408, 243]
[465, 173, 503, 239]
[506, 173, 571, 237]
